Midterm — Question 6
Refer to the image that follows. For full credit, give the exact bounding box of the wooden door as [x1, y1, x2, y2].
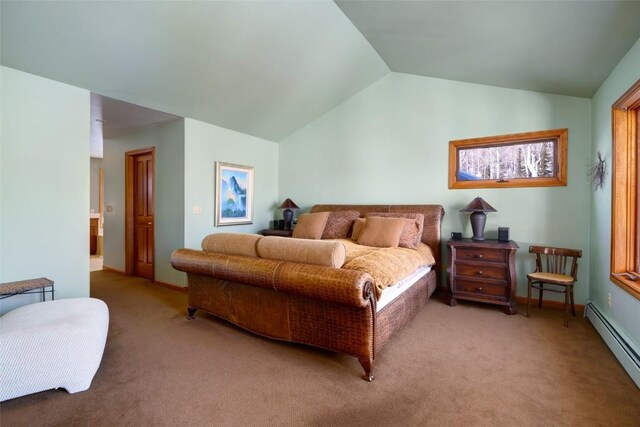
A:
[90, 218, 98, 255]
[125, 147, 155, 280]
[133, 153, 154, 279]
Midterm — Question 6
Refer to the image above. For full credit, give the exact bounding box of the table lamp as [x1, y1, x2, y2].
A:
[460, 197, 497, 241]
[279, 198, 299, 230]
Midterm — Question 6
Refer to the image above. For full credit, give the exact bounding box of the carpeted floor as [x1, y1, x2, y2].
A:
[1, 270, 639, 426]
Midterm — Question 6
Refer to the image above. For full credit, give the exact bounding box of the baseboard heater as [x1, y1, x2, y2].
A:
[584, 301, 640, 388]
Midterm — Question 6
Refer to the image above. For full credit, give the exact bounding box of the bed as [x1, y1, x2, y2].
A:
[170, 204, 444, 380]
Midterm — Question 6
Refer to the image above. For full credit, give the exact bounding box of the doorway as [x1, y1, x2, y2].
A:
[90, 158, 104, 271]
[125, 147, 155, 281]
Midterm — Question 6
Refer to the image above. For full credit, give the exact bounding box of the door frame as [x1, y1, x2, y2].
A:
[125, 146, 156, 279]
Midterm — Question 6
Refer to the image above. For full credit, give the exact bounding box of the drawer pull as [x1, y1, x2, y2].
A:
[477, 271, 484, 276]
[477, 254, 483, 259]
[477, 287, 483, 292]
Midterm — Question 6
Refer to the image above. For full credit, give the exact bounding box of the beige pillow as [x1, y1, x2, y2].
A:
[321, 210, 361, 239]
[366, 212, 424, 249]
[292, 212, 330, 239]
[257, 236, 346, 268]
[357, 217, 405, 248]
[201, 233, 262, 257]
[350, 218, 366, 241]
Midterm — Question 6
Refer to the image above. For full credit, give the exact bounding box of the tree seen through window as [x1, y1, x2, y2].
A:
[458, 141, 555, 181]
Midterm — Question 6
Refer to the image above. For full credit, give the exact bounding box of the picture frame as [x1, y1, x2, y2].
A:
[215, 161, 254, 226]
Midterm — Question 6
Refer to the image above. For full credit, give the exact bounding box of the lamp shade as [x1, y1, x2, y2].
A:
[460, 197, 497, 213]
[279, 198, 299, 210]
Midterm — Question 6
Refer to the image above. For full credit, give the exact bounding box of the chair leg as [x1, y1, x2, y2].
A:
[526, 279, 532, 318]
[564, 289, 570, 327]
[569, 285, 576, 317]
[538, 284, 544, 309]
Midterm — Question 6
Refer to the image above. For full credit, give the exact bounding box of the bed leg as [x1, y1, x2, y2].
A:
[358, 357, 374, 382]
[187, 306, 197, 320]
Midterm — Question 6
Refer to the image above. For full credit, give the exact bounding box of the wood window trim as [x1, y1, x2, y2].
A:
[610, 79, 640, 300]
[448, 128, 568, 189]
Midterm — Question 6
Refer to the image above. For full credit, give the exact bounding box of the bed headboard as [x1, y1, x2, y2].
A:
[310, 204, 445, 279]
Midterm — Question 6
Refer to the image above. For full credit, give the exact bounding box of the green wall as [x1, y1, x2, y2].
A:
[103, 119, 186, 286]
[279, 72, 592, 303]
[102, 117, 278, 287]
[590, 37, 640, 346]
[183, 118, 279, 250]
[0, 66, 90, 315]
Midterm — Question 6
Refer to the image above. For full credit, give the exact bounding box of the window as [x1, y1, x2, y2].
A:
[449, 129, 568, 189]
[610, 80, 640, 300]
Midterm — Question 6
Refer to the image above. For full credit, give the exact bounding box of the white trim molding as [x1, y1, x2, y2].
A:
[584, 301, 640, 388]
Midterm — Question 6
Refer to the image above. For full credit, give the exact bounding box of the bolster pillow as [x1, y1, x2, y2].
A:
[257, 236, 346, 268]
[201, 233, 262, 257]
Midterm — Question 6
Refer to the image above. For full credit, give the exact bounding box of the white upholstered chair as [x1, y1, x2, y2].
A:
[0, 298, 109, 401]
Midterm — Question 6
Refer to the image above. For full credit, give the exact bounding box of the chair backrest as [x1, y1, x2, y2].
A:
[529, 246, 582, 280]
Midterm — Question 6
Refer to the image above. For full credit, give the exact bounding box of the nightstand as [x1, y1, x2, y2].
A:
[444, 238, 519, 315]
[260, 228, 293, 237]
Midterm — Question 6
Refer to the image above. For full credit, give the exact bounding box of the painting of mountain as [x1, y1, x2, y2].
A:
[221, 173, 247, 217]
[215, 162, 254, 226]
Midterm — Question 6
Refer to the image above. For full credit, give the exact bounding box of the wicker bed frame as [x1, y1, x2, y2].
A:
[170, 204, 444, 380]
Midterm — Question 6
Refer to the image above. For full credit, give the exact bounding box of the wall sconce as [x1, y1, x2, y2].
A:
[460, 197, 497, 241]
[279, 198, 299, 230]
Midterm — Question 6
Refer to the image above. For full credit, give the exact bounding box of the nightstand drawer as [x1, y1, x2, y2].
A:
[455, 280, 507, 298]
[456, 248, 506, 263]
[456, 264, 508, 281]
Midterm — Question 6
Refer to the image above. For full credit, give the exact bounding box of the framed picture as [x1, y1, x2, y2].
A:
[215, 161, 254, 226]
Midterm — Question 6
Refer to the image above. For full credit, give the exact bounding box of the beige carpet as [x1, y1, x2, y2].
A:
[1, 270, 639, 426]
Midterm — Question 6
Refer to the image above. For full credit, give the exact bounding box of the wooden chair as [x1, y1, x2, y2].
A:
[526, 246, 582, 327]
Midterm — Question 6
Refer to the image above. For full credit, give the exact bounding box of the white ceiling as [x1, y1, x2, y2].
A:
[1, 1, 389, 142]
[337, 1, 640, 98]
[2, 1, 640, 145]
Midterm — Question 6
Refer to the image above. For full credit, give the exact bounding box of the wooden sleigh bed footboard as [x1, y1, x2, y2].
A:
[185, 271, 377, 380]
[171, 204, 444, 380]
[182, 268, 436, 381]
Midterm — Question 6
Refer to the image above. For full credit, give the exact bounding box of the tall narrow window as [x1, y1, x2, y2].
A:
[449, 129, 568, 189]
[610, 79, 640, 300]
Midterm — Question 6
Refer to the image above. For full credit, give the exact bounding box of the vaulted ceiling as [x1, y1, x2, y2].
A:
[337, 1, 640, 98]
[2, 1, 639, 144]
[1, 1, 389, 143]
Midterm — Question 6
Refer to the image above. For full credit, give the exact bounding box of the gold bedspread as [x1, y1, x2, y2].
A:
[336, 239, 436, 299]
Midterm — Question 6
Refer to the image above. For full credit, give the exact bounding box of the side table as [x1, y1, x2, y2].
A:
[0, 277, 55, 302]
[260, 229, 293, 237]
[444, 239, 519, 314]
